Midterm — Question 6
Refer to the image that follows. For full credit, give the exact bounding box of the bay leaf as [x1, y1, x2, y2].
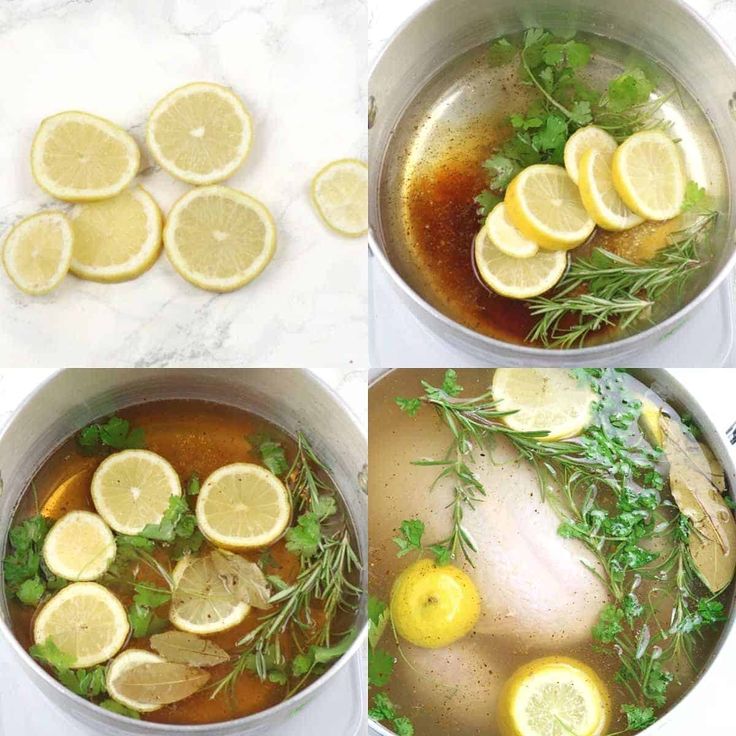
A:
[211, 550, 272, 609]
[700, 442, 726, 495]
[150, 631, 229, 667]
[114, 661, 209, 706]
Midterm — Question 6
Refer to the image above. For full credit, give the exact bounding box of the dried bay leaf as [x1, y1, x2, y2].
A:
[211, 550, 272, 609]
[700, 442, 726, 494]
[150, 631, 229, 667]
[114, 661, 209, 706]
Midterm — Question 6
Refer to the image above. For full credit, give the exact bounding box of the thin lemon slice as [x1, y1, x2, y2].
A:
[492, 368, 595, 440]
[563, 125, 618, 185]
[164, 185, 276, 292]
[195, 463, 291, 549]
[611, 130, 686, 220]
[33, 582, 129, 668]
[169, 554, 251, 634]
[42, 511, 116, 581]
[311, 159, 368, 237]
[499, 657, 610, 736]
[107, 649, 167, 712]
[147, 82, 252, 185]
[474, 228, 566, 300]
[70, 187, 162, 282]
[485, 202, 539, 259]
[505, 164, 595, 250]
[578, 149, 644, 231]
[31, 111, 140, 202]
[2, 211, 72, 295]
[91, 449, 182, 535]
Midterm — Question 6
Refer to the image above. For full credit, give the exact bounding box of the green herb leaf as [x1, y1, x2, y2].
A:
[78, 416, 145, 452]
[441, 369, 462, 397]
[255, 438, 289, 477]
[100, 699, 141, 719]
[395, 397, 422, 416]
[139, 495, 196, 543]
[605, 68, 654, 112]
[186, 474, 201, 496]
[488, 37, 516, 67]
[30, 638, 75, 670]
[17, 576, 45, 606]
[474, 189, 502, 219]
[285, 512, 321, 558]
[622, 704, 656, 730]
[393, 519, 425, 557]
[429, 543, 452, 566]
[133, 582, 172, 608]
[291, 629, 355, 677]
[592, 604, 624, 644]
[681, 181, 706, 213]
[368, 596, 390, 650]
[369, 693, 413, 735]
[368, 647, 395, 687]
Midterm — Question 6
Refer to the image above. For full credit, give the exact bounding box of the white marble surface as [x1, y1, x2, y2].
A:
[0, 0, 367, 368]
[368, 0, 736, 368]
[0, 367, 368, 736]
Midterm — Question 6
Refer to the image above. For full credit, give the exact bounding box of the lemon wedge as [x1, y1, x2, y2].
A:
[70, 187, 162, 282]
[492, 368, 595, 441]
[33, 582, 129, 668]
[474, 228, 567, 300]
[505, 164, 595, 250]
[498, 657, 610, 736]
[578, 149, 644, 231]
[42, 511, 116, 581]
[164, 185, 276, 292]
[611, 130, 686, 220]
[147, 82, 252, 185]
[485, 202, 539, 259]
[91, 449, 182, 535]
[563, 125, 618, 185]
[31, 111, 140, 202]
[311, 158, 368, 237]
[2, 211, 73, 295]
[195, 463, 291, 549]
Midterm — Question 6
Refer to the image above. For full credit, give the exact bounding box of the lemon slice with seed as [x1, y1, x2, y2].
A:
[311, 159, 368, 237]
[196, 463, 291, 549]
[33, 582, 129, 668]
[578, 149, 644, 231]
[505, 164, 595, 250]
[2, 211, 73, 295]
[612, 130, 686, 220]
[42, 511, 116, 581]
[91, 449, 182, 535]
[164, 185, 276, 292]
[499, 657, 609, 736]
[474, 228, 566, 300]
[563, 125, 618, 185]
[485, 202, 539, 259]
[31, 111, 140, 202]
[69, 187, 162, 282]
[169, 554, 251, 634]
[147, 82, 252, 185]
[492, 368, 595, 441]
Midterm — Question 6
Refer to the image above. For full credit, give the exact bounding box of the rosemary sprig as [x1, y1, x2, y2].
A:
[526, 212, 718, 348]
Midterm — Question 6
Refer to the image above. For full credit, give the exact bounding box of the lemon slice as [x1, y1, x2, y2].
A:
[33, 582, 129, 668]
[578, 149, 644, 231]
[164, 185, 276, 292]
[169, 554, 251, 634]
[639, 396, 664, 447]
[563, 125, 618, 185]
[91, 449, 182, 535]
[42, 511, 116, 581]
[611, 130, 686, 220]
[2, 211, 73, 295]
[485, 202, 539, 259]
[147, 82, 252, 185]
[31, 111, 140, 202]
[505, 164, 595, 250]
[474, 228, 567, 300]
[492, 368, 595, 440]
[69, 187, 162, 282]
[499, 657, 609, 736]
[196, 463, 291, 549]
[311, 159, 368, 237]
[107, 649, 167, 712]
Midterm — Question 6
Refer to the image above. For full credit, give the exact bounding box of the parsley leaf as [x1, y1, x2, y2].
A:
[395, 397, 422, 416]
[474, 189, 502, 218]
[3, 514, 52, 605]
[622, 704, 656, 730]
[605, 68, 654, 112]
[100, 699, 141, 719]
[488, 37, 516, 67]
[17, 576, 46, 606]
[186, 474, 201, 496]
[286, 512, 321, 558]
[30, 638, 74, 670]
[31, 638, 107, 699]
[681, 181, 706, 213]
[291, 629, 355, 677]
[252, 435, 289, 477]
[78, 416, 145, 453]
[429, 543, 452, 566]
[441, 369, 462, 396]
[393, 519, 425, 557]
[368, 595, 390, 650]
[369, 693, 413, 735]
[368, 647, 395, 687]
[592, 604, 624, 643]
[139, 495, 196, 543]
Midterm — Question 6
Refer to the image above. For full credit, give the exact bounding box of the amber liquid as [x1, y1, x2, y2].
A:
[7, 399, 347, 725]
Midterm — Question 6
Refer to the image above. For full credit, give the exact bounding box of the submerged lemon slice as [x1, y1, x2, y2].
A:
[485, 202, 539, 259]
[42, 511, 116, 581]
[498, 657, 610, 736]
[2, 211, 73, 295]
[563, 125, 618, 185]
[147, 82, 253, 185]
[195, 463, 291, 549]
[492, 368, 595, 441]
[390, 558, 480, 649]
[611, 130, 686, 220]
[33, 582, 129, 668]
[311, 158, 368, 237]
[31, 111, 140, 202]
[106, 649, 168, 712]
[69, 187, 162, 282]
[91, 449, 182, 535]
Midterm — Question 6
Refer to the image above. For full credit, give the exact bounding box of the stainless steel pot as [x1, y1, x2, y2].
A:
[0, 369, 367, 736]
[368, 0, 736, 365]
[367, 368, 736, 735]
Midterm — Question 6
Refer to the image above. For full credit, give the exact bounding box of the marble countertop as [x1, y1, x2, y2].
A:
[0, 0, 367, 368]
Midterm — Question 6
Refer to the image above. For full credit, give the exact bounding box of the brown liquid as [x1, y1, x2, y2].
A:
[7, 400, 350, 725]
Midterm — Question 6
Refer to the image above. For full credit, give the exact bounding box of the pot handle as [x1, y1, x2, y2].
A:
[727, 420, 736, 447]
